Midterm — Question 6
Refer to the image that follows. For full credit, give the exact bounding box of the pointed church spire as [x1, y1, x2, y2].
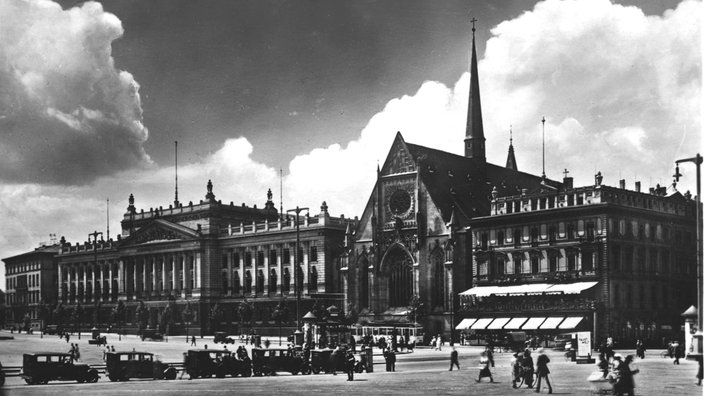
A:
[506, 125, 518, 171]
[464, 17, 486, 165]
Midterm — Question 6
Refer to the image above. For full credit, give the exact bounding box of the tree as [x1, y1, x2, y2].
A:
[271, 299, 289, 346]
[182, 302, 194, 341]
[237, 299, 254, 334]
[135, 301, 149, 333]
[53, 302, 66, 331]
[22, 313, 32, 333]
[112, 301, 126, 336]
[159, 303, 175, 335]
[209, 303, 223, 333]
[71, 303, 84, 335]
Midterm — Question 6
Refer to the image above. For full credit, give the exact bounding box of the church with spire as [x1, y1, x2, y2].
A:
[340, 24, 560, 337]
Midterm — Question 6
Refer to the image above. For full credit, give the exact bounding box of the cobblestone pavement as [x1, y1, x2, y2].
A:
[0, 331, 700, 395]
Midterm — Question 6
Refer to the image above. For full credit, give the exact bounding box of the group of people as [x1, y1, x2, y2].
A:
[595, 352, 639, 396]
[68, 343, 81, 361]
[102, 345, 116, 360]
[383, 347, 397, 371]
[507, 348, 552, 393]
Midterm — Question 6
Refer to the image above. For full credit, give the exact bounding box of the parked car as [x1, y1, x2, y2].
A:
[140, 329, 164, 341]
[213, 332, 235, 344]
[106, 351, 177, 381]
[184, 349, 251, 379]
[0, 360, 5, 387]
[42, 325, 59, 335]
[21, 353, 99, 384]
[252, 348, 310, 376]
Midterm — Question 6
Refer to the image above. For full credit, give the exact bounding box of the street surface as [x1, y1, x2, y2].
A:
[0, 331, 700, 395]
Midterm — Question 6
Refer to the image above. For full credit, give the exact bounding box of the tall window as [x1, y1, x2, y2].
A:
[583, 252, 594, 272]
[497, 231, 505, 245]
[309, 266, 318, 292]
[612, 246, 621, 272]
[257, 251, 264, 266]
[531, 255, 540, 273]
[639, 285, 646, 309]
[244, 270, 252, 294]
[431, 249, 445, 307]
[270, 250, 277, 265]
[626, 284, 633, 308]
[549, 255, 558, 272]
[384, 248, 413, 307]
[256, 270, 264, 294]
[233, 271, 240, 295]
[245, 252, 252, 266]
[269, 269, 277, 293]
[567, 254, 576, 271]
[222, 269, 229, 294]
[496, 257, 505, 276]
[359, 256, 369, 308]
[283, 268, 291, 293]
[283, 249, 291, 264]
[310, 246, 318, 262]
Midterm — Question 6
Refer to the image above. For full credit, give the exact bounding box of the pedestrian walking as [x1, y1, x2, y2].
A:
[635, 339, 645, 359]
[435, 335, 442, 351]
[383, 348, 391, 372]
[345, 350, 355, 381]
[696, 354, 702, 386]
[522, 349, 535, 388]
[614, 354, 639, 396]
[673, 341, 681, 364]
[475, 351, 493, 383]
[190, 335, 196, 346]
[534, 348, 553, 394]
[486, 346, 495, 367]
[389, 348, 396, 371]
[331, 346, 341, 375]
[75, 344, 81, 361]
[511, 352, 521, 388]
[449, 347, 460, 371]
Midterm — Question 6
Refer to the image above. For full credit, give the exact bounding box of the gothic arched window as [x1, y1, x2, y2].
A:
[383, 247, 413, 307]
[431, 248, 444, 308]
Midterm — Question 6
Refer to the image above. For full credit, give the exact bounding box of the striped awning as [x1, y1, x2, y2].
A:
[539, 317, 565, 329]
[470, 318, 495, 330]
[558, 316, 584, 329]
[455, 318, 477, 330]
[521, 317, 547, 330]
[487, 317, 511, 330]
[504, 317, 529, 330]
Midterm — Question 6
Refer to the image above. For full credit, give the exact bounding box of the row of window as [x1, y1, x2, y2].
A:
[5, 290, 41, 306]
[6, 262, 42, 275]
[478, 251, 594, 276]
[6, 273, 41, 291]
[609, 219, 691, 245]
[477, 219, 599, 249]
[221, 266, 318, 295]
[499, 191, 591, 214]
[228, 246, 318, 268]
[611, 245, 694, 275]
[611, 283, 693, 310]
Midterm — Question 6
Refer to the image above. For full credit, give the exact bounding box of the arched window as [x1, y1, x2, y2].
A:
[309, 266, 318, 292]
[283, 268, 291, 293]
[256, 270, 265, 294]
[232, 271, 240, 295]
[431, 248, 444, 308]
[269, 269, 278, 293]
[222, 270, 229, 294]
[383, 247, 413, 307]
[244, 270, 252, 294]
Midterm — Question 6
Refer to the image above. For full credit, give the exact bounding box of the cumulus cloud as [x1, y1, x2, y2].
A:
[0, 0, 151, 185]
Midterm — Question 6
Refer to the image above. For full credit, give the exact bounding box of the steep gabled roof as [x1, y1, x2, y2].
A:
[405, 142, 560, 226]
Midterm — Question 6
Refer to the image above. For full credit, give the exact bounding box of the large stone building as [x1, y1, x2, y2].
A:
[342, 27, 560, 338]
[3, 242, 61, 331]
[462, 176, 697, 347]
[54, 181, 354, 336]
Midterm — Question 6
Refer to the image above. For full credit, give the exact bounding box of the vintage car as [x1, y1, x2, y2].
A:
[0, 360, 5, 386]
[252, 348, 310, 376]
[21, 353, 99, 384]
[42, 325, 59, 335]
[140, 329, 164, 341]
[185, 349, 251, 379]
[213, 332, 235, 344]
[106, 352, 177, 381]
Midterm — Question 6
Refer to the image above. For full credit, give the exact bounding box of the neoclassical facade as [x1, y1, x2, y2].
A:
[55, 182, 354, 335]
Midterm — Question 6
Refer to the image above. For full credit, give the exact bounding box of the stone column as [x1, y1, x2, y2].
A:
[151, 256, 157, 294]
[302, 242, 309, 295]
[91, 264, 96, 302]
[58, 263, 64, 301]
[142, 257, 148, 295]
[133, 258, 138, 299]
[194, 252, 201, 289]
[239, 249, 245, 296]
[263, 246, 269, 295]
[118, 259, 125, 295]
[161, 255, 167, 294]
[99, 262, 105, 302]
[226, 250, 233, 296]
[108, 260, 114, 300]
[171, 255, 177, 293]
[82, 263, 88, 303]
[277, 245, 283, 296]
[182, 254, 188, 291]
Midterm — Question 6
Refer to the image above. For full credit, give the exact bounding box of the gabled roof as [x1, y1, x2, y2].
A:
[120, 219, 199, 247]
[405, 141, 560, 226]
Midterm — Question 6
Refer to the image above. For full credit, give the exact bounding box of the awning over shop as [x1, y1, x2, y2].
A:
[504, 317, 529, 330]
[470, 318, 494, 330]
[487, 317, 511, 330]
[460, 281, 598, 297]
[455, 318, 477, 330]
[544, 281, 598, 294]
[558, 316, 584, 329]
[539, 317, 565, 329]
[521, 317, 547, 330]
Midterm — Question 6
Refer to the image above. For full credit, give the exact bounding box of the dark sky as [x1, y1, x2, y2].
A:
[55, 0, 535, 170]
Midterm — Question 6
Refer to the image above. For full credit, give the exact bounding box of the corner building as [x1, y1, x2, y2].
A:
[464, 178, 697, 347]
[56, 182, 353, 336]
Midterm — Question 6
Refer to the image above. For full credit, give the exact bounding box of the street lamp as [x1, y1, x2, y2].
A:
[674, 153, 702, 355]
[286, 207, 309, 331]
[86, 230, 103, 341]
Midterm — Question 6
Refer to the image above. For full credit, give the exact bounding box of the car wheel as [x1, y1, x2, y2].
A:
[165, 367, 177, 380]
[312, 366, 320, 374]
[189, 372, 198, 380]
[108, 374, 119, 382]
[242, 367, 252, 377]
[88, 370, 99, 383]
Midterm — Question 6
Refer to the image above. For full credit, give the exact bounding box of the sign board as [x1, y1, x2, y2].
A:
[577, 331, 591, 357]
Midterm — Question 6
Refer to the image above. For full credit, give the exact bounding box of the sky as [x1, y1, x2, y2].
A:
[0, 0, 700, 287]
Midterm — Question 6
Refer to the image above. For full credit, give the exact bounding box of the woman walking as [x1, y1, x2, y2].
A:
[475, 351, 494, 383]
[615, 354, 639, 396]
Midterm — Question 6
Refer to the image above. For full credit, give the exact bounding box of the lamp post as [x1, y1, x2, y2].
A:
[674, 153, 702, 355]
[86, 231, 103, 341]
[286, 207, 309, 331]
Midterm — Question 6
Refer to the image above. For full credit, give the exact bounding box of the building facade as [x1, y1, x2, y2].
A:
[3, 243, 60, 331]
[54, 181, 354, 335]
[342, 28, 560, 338]
[463, 176, 698, 347]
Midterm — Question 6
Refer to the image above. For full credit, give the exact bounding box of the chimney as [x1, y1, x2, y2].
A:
[635, 181, 641, 192]
[563, 176, 573, 190]
[619, 179, 626, 189]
